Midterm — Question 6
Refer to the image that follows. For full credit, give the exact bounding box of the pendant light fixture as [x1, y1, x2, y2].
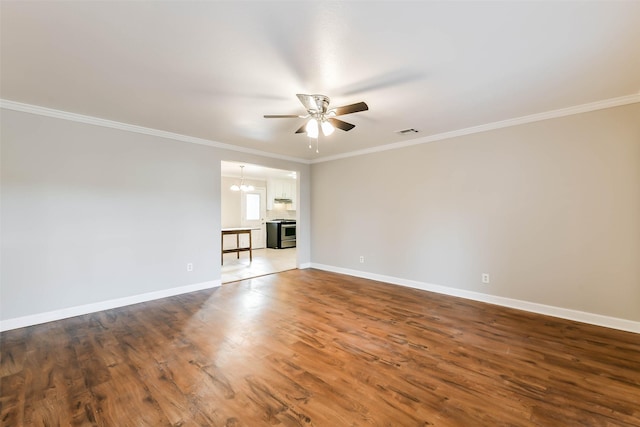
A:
[230, 165, 254, 192]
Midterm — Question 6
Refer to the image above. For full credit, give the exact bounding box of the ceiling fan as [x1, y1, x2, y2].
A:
[264, 94, 368, 138]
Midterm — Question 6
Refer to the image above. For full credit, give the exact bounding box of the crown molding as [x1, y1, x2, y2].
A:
[0, 99, 311, 165]
[3, 93, 638, 166]
[311, 93, 640, 164]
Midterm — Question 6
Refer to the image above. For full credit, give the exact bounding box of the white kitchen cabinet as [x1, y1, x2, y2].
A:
[267, 178, 297, 210]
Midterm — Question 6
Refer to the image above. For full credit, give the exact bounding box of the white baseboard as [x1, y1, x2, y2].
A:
[309, 263, 640, 334]
[299, 262, 312, 269]
[0, 280, 221, 332]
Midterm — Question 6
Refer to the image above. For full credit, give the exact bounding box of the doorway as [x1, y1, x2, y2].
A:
[221, 161, 298, 283]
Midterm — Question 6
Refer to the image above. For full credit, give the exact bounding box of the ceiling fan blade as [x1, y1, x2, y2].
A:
[264, 114, 302, 118]
[328, 118, 356, 132]
[294, 122, 307, 134]
[333, 101, 368, 116]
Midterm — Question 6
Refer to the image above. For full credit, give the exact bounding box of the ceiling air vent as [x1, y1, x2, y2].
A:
[396, 128, 419, 135]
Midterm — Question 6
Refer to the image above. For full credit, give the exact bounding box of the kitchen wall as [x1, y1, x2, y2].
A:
[311, 102, 640, 323]
[220, 176, 267, 228]
[266, 211, 296, 220]
[220, 176, 297, 225]
[1, 108, 310, 327]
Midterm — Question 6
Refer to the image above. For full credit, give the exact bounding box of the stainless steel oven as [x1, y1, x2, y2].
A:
[267, 219, 296, 249]
[280, 223, 296, 248]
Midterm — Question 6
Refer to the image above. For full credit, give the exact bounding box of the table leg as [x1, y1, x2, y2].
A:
[221, 233, 224, 265]
[249, 230, 253, 262]
[236, 234, 240, 259]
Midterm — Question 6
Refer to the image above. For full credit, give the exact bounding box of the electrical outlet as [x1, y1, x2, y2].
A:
[187, 263, 193, 272]
[482, 273, 490, 284]
[359, 256, 365, 263]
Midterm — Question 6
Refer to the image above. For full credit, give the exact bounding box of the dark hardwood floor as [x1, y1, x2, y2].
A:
[1, 269, 639, 426]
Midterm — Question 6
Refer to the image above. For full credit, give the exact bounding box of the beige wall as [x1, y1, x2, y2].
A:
[311, 103, 640, 321]
[3, 102, 637, 325]
[0, 109, 310, 322]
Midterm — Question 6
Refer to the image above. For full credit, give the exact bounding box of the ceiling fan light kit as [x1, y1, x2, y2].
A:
[321, 120, 335, 136]
[264, 93, 368, 152]
[305, 118, 319, 138]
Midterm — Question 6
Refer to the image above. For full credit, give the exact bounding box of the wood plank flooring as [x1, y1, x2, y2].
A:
[1, 269, 639, 426]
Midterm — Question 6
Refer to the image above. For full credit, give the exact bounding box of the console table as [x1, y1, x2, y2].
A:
[221, 227, 256, 264]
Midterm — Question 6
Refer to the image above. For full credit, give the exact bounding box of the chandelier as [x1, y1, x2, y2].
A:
[230, 165, 254, 192]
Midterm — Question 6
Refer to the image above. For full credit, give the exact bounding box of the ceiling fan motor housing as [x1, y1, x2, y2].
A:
[309, 94, 331, 114]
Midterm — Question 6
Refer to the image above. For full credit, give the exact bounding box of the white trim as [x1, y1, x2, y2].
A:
[311, 93, 640, 163]
[309, 263, 640, 334]
[0, 99, 310, 165]
[3, 94, 639, 166]
[0, 279, 221, 332]
[299, 262, 312, 269]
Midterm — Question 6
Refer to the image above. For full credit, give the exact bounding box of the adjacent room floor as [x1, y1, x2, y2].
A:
[221, 247, 296, 283]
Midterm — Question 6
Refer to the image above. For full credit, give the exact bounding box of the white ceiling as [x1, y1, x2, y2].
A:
[2, 1, 639, 162]
[221, 161, 296, 181]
